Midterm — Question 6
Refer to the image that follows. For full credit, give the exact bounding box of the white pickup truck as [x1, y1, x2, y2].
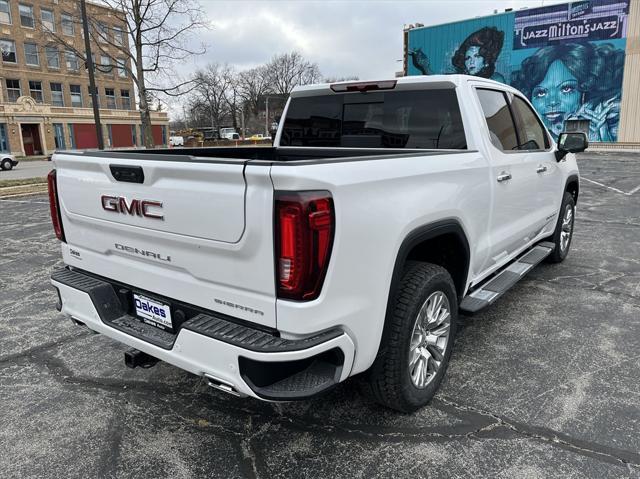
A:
[49, 76, 585, 412]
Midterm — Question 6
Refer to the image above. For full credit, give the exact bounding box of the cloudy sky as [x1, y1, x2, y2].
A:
[184, 0, 568, 80]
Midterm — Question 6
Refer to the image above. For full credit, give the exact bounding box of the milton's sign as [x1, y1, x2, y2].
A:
[518, 15, 623, 48]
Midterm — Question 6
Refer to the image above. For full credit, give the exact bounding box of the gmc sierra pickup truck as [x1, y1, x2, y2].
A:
[49, 75, 585, 412]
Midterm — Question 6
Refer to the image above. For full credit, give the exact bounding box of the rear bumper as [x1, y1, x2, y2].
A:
[51, 268, 355, 400]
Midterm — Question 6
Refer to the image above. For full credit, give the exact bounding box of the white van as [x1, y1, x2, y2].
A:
[169, 136, 184, 147]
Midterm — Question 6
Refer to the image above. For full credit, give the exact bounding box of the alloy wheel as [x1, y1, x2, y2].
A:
[560, 203, 574, 253]
[408, 291, 451, 389]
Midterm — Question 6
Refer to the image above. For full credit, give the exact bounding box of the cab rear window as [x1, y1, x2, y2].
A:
[280, 89, 467, 149]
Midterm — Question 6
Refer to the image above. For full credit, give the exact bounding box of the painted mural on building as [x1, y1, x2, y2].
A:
[406, 0, 630, 142]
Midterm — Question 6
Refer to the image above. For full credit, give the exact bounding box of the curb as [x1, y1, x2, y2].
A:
[0, 183, 48, 198]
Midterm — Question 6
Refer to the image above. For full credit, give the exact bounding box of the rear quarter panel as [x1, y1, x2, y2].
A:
[270, 151, 491, 374]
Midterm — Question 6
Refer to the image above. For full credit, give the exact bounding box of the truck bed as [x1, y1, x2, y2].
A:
[59, 146, 468, 164]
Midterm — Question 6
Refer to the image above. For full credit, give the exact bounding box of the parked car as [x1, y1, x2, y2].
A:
[248, 134, 270, 141]
[49, 76, 585, 411]
[169, 136, 184, 147]
[0, 154, 18, 171]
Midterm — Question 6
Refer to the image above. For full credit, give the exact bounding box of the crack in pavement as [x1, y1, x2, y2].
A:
[435, 396, 640, 469]
[239, 416, 272, 479]
[0, 331, 88, 365]
[527, 276, 640, 307]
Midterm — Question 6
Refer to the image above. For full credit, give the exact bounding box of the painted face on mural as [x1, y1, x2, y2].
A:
[530, 60, 582, 138]
[464, 46, 486, 75]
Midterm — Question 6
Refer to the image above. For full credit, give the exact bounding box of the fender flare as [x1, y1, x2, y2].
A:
[385, 219, 471, 316]
[564, 174, 580, 204]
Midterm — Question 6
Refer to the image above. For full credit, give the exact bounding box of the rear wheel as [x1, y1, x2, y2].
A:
[1, 158, 12, 171]
[365, 262, 457, 412]
[547, 192, 575, 263]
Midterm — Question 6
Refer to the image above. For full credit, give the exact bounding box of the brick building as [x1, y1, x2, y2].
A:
[0, 0, 168, 156]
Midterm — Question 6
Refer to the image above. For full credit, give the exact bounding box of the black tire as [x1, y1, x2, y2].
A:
[364, 262, 457, 413]
[546, 192, 575, 263]
[0, 158, 12, 171]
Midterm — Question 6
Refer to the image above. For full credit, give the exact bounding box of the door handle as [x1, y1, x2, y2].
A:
[536, 165, 548, 174]
[497, 172, 512, 182]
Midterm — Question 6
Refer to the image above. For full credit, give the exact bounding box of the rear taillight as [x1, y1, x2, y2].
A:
[47, 169, 65, 242]
[275, 191, 334, 301]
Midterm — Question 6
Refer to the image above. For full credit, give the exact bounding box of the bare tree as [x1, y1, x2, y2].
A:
[264, 52, 322, 95]
[44, 0, 208, 148]
[237, 66, 271, 115]
[223, 67, 242, 132]
[190, 64, 234, 133]
[185, 52, 325, 135]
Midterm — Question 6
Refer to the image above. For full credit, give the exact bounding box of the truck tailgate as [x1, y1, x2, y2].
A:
[54, 152, 277, 328]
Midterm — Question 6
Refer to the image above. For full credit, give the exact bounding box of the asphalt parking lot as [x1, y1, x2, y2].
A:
[0, 151, 639, 478]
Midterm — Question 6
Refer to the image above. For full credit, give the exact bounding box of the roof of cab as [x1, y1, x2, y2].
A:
[290, 74, 518, 97]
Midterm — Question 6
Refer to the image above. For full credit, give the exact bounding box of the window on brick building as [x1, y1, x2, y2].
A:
[29, 80, 43, 103]
[6, 79, 21, 102]
[105, 87, 116, 109]
[0, 0, 11, 24]
[61, 13, 74, 36]
[19, 4, 34, 28]
[24, 42, 39, 65]
[45, 46, 59, 68]
[70, 84, 83, 107]
[41, 8, 55, 32]
[0, 39, 16, 62]
[50, 82, 64, 106]
[120, 89, 131, 110]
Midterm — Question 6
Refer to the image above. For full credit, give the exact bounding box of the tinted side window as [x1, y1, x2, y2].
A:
[476, 89, 518, 151]
[280, 89, 467, 149]
[511, 95, 549, 150]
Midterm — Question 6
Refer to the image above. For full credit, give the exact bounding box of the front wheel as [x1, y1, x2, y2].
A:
[547, 192, 575, 263]
[365, 262, 457, 413]
[0, 158, 12, 171]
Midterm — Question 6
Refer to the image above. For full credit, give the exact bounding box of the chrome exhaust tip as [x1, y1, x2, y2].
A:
[69, 317, 98, 334]
[204, 374, 245, 397]
[70, 317, 86, 328]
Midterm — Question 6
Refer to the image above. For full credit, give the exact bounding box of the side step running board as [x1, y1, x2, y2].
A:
[460, 242, 554, 315]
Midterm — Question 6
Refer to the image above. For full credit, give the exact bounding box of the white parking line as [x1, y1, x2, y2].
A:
[581, 177, 638, 196]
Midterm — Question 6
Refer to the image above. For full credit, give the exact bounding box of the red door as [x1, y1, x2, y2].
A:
[152, 125, 164, 146]
[21, 124, 42, 156]
[73, 124, 99, 149]
[111, 124, 134, 148]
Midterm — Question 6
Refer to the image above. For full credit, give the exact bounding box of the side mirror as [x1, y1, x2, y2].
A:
[555, 132, 588, 161]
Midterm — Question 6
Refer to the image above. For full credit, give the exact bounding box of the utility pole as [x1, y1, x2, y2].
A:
[80, 0, 104, 149]
[240, 106, 245, 139]
[265, 96, 269, 136]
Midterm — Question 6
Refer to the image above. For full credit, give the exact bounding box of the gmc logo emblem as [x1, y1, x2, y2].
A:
[101, 195, 164, 220]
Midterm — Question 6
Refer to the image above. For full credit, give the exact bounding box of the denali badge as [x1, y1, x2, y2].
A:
[115, 243, 171, 262]
[101, 195, 164, 220]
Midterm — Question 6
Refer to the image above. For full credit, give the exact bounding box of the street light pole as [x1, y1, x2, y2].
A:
[80, 0, 104, 150]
